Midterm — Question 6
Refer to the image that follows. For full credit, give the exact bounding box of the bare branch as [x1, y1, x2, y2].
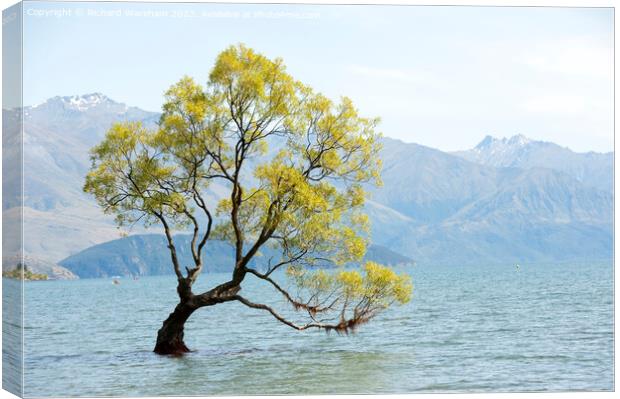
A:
[154, 212, 183, 280]
[246, 269, 336, 315]
[233, 295, 367, 334]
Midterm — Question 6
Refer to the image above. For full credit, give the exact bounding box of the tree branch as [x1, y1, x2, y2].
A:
[154, 212, 184, 280]
[233, 295, 362, 333]
[245, 269, 336, 315]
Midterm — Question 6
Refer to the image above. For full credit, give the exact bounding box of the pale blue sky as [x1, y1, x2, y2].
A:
[22, 2, 613, 152]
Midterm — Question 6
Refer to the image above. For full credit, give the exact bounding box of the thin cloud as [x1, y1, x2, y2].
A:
[346, 64, 441, 86]
[521, 95, 587, 115]
[518, 38, 612, 80]
[520, 89, 611, 116]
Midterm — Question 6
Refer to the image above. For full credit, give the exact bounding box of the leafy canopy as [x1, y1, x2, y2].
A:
[85, 44, 412, 332]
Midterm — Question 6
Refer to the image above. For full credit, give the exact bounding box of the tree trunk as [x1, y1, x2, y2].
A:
[154, 301, 196, 355]
[153, 280, 241, 355]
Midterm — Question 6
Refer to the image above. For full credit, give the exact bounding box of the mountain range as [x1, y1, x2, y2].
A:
[58, 234, 413, 279]
[2, 93, 613, 278]
[453, 134, 612, 192]
[364, 137, 612, 265]
[3, 94, 159, 264]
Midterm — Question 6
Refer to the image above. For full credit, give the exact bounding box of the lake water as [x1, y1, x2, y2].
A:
[20, 262, 613, 397]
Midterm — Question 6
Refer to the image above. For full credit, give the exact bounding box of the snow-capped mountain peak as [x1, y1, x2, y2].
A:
[508, 134, 531, 146]
[22, 94, 160, 144]
[475, 135, 495, 149]
[57, 93, 113, 111]
[65, 93, 109, 110]
[458, 134, 539, 167]
[474, 134, 531, 152]
[30, 93, 120, 112]
[453, 134, 612, 192]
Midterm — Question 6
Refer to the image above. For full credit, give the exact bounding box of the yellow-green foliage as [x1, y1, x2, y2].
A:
[286, 262, 412, 331]
[84, 43, 412, 331]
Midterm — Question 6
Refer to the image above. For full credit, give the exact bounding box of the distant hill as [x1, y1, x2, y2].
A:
[22, 93, 160, 213]
[369, 138, 502, 224]
[2, 254, 77, 280]
[8, 94, 161, 262]
[58, 234, 413, 279]
[453, 134, 613, 192]
[6, 93, 613, 273]
[370, 137, 612, 264]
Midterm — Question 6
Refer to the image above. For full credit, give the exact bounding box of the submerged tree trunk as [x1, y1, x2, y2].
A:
[154, 301, 196, 355]
[153, 278, 242, 355]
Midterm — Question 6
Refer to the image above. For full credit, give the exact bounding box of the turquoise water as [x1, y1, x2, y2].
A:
[21, 262, 613, 396]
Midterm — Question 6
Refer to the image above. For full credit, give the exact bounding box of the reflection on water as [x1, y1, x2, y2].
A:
[22, 262, 613, 396]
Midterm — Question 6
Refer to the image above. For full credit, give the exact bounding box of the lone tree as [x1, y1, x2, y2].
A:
[85, 44, 412, 355]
